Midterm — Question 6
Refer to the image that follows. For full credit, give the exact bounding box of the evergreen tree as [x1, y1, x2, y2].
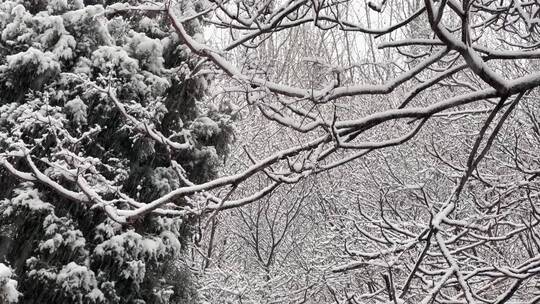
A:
[0, 0, 232, 303]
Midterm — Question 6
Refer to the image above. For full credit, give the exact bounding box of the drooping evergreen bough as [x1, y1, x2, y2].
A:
[0, 0, 233, 303]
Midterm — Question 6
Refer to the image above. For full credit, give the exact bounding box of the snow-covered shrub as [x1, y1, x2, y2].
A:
[0, 0, 226, 303]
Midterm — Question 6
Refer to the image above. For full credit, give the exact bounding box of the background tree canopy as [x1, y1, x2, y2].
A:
[1, 0, 540, 303]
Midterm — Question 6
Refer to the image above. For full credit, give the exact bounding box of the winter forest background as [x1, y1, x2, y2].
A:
[1, 0, 540, 303]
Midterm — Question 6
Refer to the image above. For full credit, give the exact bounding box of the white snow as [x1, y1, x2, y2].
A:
[6, 47, 60, 75]
[65, 96, 88, 126]
[56, 262, 98, 293]
[0, 263, 20, 303]
[3, 185, 53, 216]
